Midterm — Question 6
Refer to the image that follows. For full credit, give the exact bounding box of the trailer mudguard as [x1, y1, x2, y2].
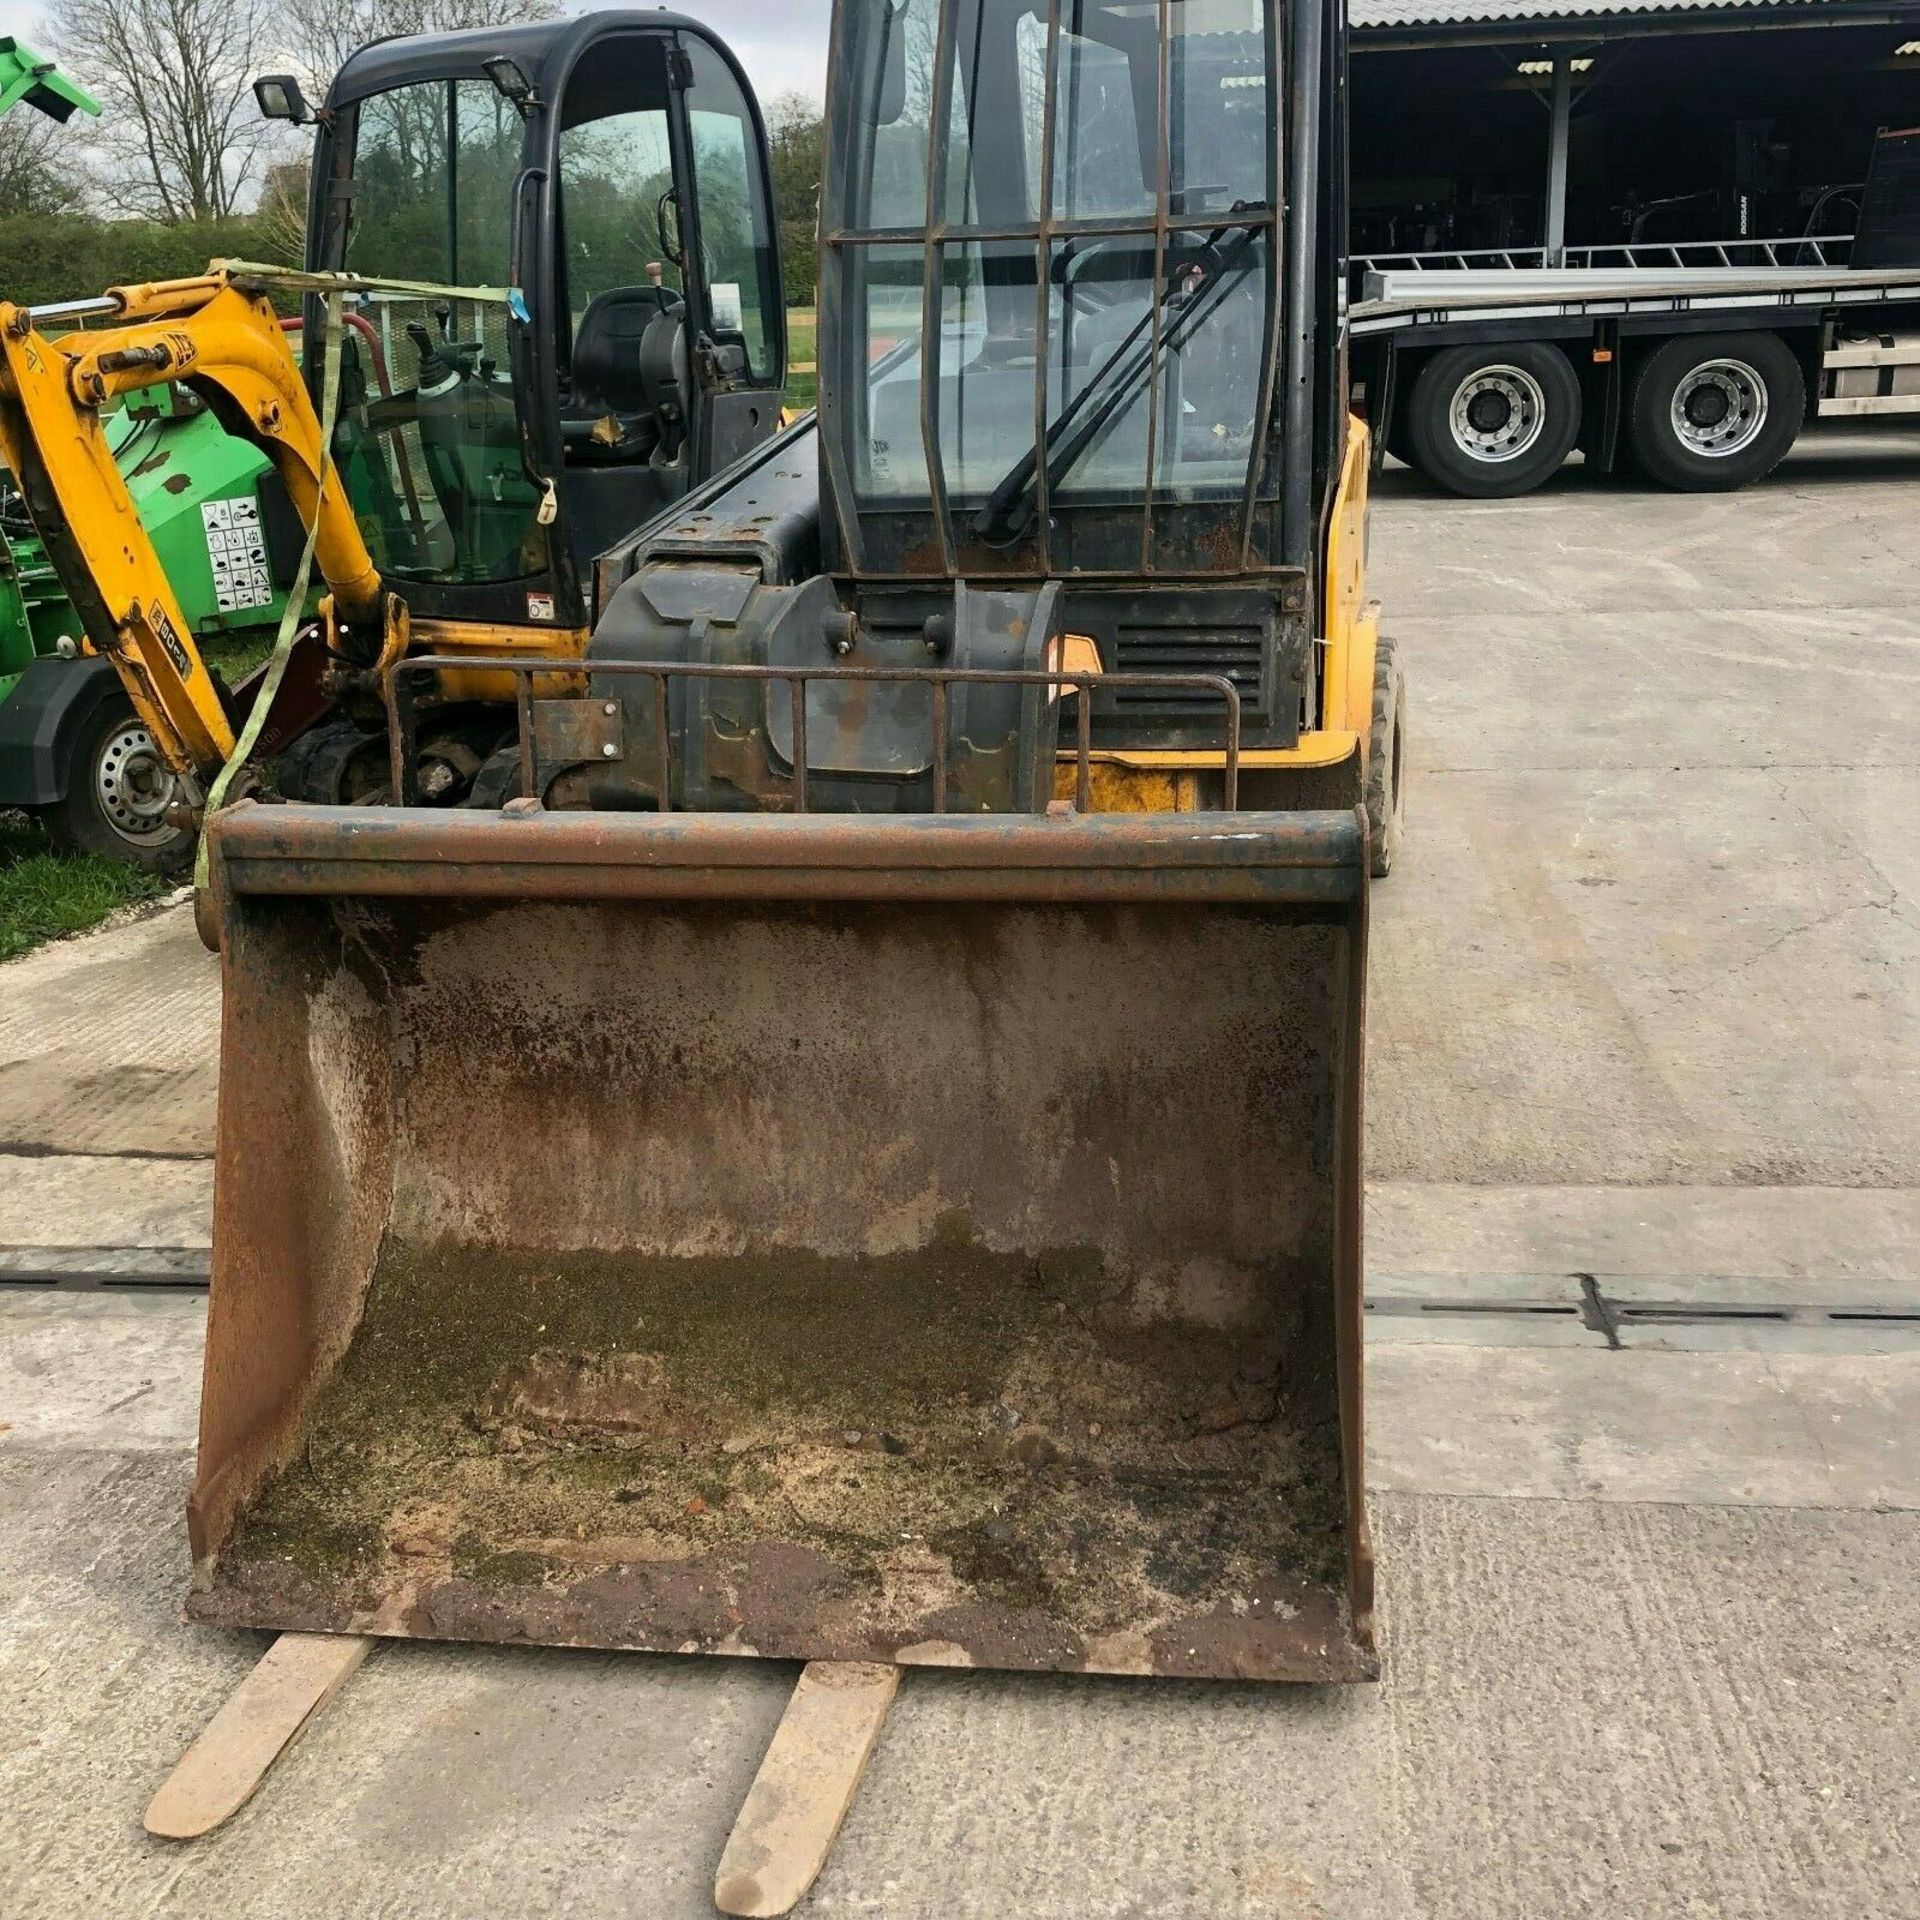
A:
[0, 652, 122, 808]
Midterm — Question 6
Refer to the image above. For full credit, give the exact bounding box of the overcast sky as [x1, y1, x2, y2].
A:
[635, 0, 835, 107]
[21, 2, 839, 108]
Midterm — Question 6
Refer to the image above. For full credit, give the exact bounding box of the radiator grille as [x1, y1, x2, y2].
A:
[1110, 618, 1267, 719]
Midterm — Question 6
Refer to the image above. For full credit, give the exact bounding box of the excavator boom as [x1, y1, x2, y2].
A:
[0, 275, 392, 786]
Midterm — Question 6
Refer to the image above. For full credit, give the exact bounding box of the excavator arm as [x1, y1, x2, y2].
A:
[0, 273, 399, 787]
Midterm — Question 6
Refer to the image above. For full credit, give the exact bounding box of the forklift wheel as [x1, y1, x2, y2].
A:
[43, 692, 196, 875]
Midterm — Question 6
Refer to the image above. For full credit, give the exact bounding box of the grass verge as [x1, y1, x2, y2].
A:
[787, 307, 817, 414]
[201, 630, 281, 685]
[0, 811, 168, 964]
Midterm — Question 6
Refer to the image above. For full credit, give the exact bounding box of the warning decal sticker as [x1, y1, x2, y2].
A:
[202, 495, 275, 614]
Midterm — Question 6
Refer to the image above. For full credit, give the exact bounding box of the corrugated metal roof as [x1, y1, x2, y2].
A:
[1351, 0, 1864, 28]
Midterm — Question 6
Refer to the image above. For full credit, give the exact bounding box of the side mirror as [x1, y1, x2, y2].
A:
[253, 74, 311, 126]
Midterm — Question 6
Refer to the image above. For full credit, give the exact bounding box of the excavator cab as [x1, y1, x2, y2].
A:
[294, 10, 786, 639]
[0, 12, 786, 811]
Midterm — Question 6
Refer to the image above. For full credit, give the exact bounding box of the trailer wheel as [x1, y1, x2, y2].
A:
[1365, 635, 1406, 880]
[1625, 332, 1803, 492]
[42, 692, 196, 874]
[1405, 342, 1581, 498]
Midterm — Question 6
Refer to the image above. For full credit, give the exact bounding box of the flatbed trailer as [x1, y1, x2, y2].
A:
[1349, 261, 1920, 497]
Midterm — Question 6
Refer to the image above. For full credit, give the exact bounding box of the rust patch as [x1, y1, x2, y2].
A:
[896, 536, 948, 576]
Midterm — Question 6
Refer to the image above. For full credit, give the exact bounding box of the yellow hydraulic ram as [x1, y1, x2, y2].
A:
[0, 274, 398, 786]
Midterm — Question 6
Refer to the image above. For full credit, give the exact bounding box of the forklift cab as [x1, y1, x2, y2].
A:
[302, 10, 785, 635]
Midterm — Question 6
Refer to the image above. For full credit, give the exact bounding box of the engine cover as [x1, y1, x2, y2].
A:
[542, 567, 1063, 814]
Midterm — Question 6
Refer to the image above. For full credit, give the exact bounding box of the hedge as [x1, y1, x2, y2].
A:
[0, 213, 290, 309]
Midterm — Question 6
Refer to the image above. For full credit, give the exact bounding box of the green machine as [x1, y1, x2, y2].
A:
[0, 33, 95, 122]
[0, 34, 99, 704]
[0, 41, 300, 871]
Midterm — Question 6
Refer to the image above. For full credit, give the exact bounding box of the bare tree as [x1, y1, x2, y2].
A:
[281, 0, 560, 102]
[50, 0, 277, 221]
[253, 155, 312, 264]
[0, 107, 85, 218]
[255, 0, 557, 260]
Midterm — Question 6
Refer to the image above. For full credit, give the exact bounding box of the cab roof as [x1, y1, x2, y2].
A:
[325, 9, 727, 110]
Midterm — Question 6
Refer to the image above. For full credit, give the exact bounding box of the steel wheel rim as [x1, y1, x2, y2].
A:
[95, 721, 185, 846]
[1670, 358, 1767, 458]
[1448, 365, 1548, 463]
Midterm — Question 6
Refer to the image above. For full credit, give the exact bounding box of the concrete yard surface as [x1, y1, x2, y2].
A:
[2, 424, 1918, 1917]
[0, 898, 218, 1161]
[3, 1405, 1915, 1920]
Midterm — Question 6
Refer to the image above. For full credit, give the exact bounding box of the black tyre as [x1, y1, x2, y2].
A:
[462, 743, 529, 810]
[275, 717, 388, 804]
[1364, 634, 1406, 880]
[41, 692, 195, 875]
[1404, 342, 1582, 498]
[1624, 331, 1803, 492]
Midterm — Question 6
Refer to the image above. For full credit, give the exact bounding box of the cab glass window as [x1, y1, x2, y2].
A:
[336, 79, 545, 586]
[560, 106, 679, 315]
[837, 0, 1275, 518]
[684, 38, 781, 384]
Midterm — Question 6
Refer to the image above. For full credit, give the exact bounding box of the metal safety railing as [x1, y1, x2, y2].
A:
[1354, 246, 1552, 273]
[1354, 233, 1856, 275]
[1571, 234, 1855, 271]
[383, 656, 1244, 815]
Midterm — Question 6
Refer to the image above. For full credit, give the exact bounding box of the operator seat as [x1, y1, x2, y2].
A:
[562, 286, 683, 460]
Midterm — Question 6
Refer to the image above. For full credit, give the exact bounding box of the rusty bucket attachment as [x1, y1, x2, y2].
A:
[191, 803, 1375, 1682]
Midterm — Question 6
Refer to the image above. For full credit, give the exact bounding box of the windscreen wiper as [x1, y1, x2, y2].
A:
[972, 217, 1265, 547]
